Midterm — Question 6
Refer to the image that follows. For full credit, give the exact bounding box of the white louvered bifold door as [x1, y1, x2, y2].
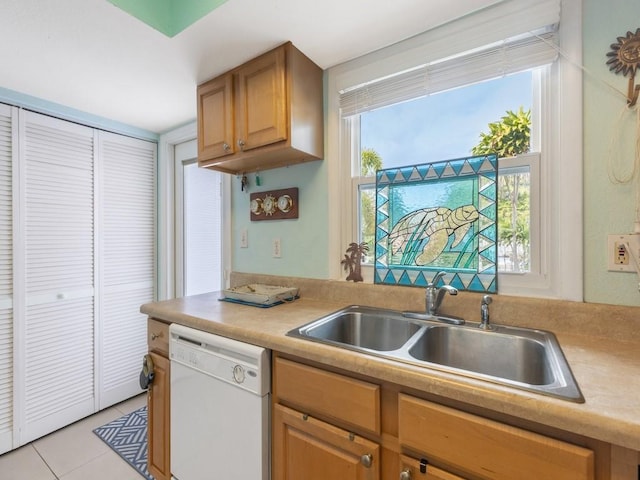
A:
[0, 104, 15, 454]
[98, 132, 156, 408]
[19, 111, 96, 444]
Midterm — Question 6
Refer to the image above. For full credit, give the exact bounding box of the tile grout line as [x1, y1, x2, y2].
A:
[31, 443, 60, 480]
[10, 396, 147, 480]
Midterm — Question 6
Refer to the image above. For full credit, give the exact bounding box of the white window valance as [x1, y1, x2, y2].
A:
[338, 0, 561, 117]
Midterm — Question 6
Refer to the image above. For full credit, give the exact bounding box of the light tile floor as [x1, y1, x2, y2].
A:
[0, 394, 148, 480]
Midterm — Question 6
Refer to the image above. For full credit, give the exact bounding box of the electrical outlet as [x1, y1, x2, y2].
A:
[607, 234, 640, 272]
[272, 238, 282, 258]
[615, 242, 629, 265]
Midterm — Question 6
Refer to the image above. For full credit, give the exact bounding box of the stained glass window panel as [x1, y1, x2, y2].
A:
[375, 154, 498, 292]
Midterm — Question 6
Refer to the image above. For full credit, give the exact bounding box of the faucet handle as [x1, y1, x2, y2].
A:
[480, 295, 493, 330]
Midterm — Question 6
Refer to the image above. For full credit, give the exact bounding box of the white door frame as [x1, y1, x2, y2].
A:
[158, 122, 230, 300]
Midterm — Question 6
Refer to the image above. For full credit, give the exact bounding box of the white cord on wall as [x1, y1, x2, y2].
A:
[533, 30, 640, 229]
[623, 240, 640, 291]
[606, 105, 640, 185]
[606, 98, 640, 235]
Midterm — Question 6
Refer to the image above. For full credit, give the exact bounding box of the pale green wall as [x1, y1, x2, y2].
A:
[231, 0, 640, 307]
[231, 159, 330, 278]
[583, 0, 640, 306]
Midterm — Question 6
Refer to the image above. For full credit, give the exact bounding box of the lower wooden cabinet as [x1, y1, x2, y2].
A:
[273, 403, 380, 480]
[273, 355, 602, 480]
[397, 394, 595, 480]
[141, 338, 626, 480]
[147, 352, 170, 480]
[147, 319, 171, 480]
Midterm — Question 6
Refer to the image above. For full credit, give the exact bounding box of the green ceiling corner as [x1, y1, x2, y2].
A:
[108, 0, 229, 37]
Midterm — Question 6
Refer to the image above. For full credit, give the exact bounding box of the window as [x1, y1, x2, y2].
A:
[352, 72, 537, 274]
[327, 0, 583, 300]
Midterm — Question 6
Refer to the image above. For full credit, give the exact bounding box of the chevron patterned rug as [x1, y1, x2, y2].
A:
[93, 406, 154, 480]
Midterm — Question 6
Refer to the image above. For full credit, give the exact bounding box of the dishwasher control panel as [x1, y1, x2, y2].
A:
[169, 323, 270, 395]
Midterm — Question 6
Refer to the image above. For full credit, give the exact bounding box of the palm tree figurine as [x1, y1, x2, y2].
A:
[341, 242, 369, 282]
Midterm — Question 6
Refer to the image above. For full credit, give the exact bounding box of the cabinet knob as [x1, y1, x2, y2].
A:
[400, 469, 412, 480]
[151, 332, 162, 340]
[360, 453, 373, 468]
[223, 142, 231, 152]
[237, 139, 245, 150]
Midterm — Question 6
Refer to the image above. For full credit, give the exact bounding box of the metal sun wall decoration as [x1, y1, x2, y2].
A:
[374, 154, 498, 293]
[606, 28, 640, 107]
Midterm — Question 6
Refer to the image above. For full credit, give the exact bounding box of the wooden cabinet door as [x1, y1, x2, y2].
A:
[197, 74, 234, 161]
[273, 403, 379, 480]
[147, 352, 170, 480]
[236, 46, 287, 152]
[399, 454, 466, 480]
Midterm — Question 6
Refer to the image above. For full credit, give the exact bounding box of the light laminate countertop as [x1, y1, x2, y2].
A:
[141, 292, 640, 451]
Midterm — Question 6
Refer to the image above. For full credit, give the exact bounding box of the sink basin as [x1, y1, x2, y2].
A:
[291, 305, 422, 351]
[408, 325, 555, 385]
[287, 305, 584, 402]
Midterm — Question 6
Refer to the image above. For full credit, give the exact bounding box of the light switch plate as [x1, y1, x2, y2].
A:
[272, 238, 282, 258]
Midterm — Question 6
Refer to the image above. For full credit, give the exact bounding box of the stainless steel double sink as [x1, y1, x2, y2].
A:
[287, 305, 584, 402]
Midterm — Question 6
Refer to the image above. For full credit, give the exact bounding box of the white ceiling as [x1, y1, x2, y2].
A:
[1, 0, 500, 134]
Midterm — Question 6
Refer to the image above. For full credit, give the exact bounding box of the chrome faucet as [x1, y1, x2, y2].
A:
[425, 271, 458, 316]
[479, 295, 493, 330]
[403, 271, 463, 325]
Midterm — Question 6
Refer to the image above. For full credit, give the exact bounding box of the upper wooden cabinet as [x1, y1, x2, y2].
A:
[236, 46, 287, 152]
[197, 42, 323, 174]
[197, 75, 234, 161]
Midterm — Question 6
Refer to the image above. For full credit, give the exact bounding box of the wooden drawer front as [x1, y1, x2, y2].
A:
[400, 454, 465, 480]
[147, 319, 169, 356]
[398, 394, 594, 480]
[274, 357, 380, 435]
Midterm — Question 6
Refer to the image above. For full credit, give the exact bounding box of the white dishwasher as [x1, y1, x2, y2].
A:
[169, 324, 270, 480]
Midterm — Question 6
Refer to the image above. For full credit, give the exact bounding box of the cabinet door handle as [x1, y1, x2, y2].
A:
[399, 469, 411, 480]
[237, 139, 245, 150]
[151, 332, 162, 340]
[223, 142, 231, 152]
[360, 453, 373, 468]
